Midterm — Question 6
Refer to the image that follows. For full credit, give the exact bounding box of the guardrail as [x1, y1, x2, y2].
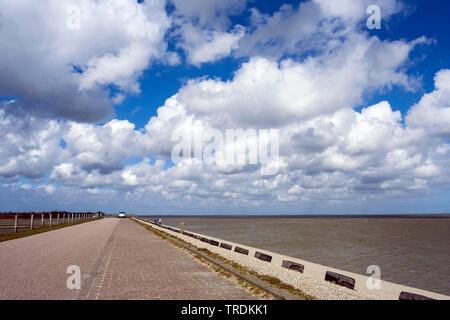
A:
[0, 213, 99, 234]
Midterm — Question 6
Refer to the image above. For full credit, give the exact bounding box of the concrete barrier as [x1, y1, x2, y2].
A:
[209, 239, 219, 246]
[282, 260, 304, 273]
[399, 291, 434, 300]
[325, 271, 355, 290]
[255, 251, 272, 262]
[137, 219, 450, 300]
[220, 243, 232, 250]
[234, 246, 249, 255]
[201, 237, 209, 243]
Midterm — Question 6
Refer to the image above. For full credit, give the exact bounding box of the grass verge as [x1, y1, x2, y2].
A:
[132, 218, 316, 300]
[0, 218, 102, 243]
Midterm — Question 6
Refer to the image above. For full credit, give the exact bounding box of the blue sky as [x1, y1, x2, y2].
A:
[115, 0, 450, 128]
[0, 0, 449, 214]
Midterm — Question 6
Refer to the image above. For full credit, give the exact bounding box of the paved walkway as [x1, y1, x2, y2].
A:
[0, 218, 253, 300]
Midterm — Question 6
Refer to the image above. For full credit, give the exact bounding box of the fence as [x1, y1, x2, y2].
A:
[0, 213, 100, 234]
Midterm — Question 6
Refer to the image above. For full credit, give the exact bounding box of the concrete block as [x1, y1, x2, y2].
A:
[281, 260, 304, 273]
[220, 243, 232, 250]
[325, 271, 355, 290]
[234, 246, 249, 255]
[209, 240, 219, 246]
[399, 291, 435, 300]
[255, 251, 272, 262]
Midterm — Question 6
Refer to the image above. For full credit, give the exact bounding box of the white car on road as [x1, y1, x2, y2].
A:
[118, 212, 126, 218]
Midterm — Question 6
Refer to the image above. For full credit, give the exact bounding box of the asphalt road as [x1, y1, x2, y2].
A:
[0, 218, 252, 300]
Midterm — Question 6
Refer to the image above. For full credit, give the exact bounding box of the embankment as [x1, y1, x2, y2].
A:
[135, 218, 449, 300]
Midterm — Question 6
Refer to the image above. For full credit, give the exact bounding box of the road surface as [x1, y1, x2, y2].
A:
[0, 218, 253, 300]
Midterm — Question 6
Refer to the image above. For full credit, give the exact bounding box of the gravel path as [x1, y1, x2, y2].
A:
[0, 218, 254, 300]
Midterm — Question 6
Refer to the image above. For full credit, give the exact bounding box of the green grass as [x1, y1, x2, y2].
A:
[0, 218, 102, 243]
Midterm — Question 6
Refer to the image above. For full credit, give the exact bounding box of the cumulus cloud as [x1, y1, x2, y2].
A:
[406, 69, 450, 137]
[0, 105, 64, 181]
[35, 82, 448, 209]
[171, 0, 247, 65]
[180, 24, 245, 65]
[315, 0, 404, 21]
[62, 119, 148, 173]
[0, 0, 174, 122]
[176, 34, 423, 126]
[1, 0, 449, 213]
[237, 0, 404, 60]
[171, 0, 247, 29]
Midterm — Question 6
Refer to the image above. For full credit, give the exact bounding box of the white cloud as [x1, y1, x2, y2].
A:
[20, 184, 32, 190]
[0, 0, 173, 121]
[1, 0, 449, 213]
[57, 119, 148, 175]
[171, 0, 246, 29]
[0, 106, 64, 181]
[37, 184, 56, 195]
[35, 87, 449, 209]
[181, 25, 245, 65]
[315, 0, 404, 21]
[176, 33, 423, 126]
[79, 42, 151, 93]
[237, 0, 404, 60]
[406, 69, 450, 136]
[171, 0, 247, 65]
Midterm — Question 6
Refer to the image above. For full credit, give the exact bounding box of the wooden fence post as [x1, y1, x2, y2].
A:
[30, 214, 34, 230]
[14, 215, 18, 233]
[63, 213, 65, 224]
[49, 214, 52, 227]
[57, 213, 60, 224]
[41, 214, 44, 228]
